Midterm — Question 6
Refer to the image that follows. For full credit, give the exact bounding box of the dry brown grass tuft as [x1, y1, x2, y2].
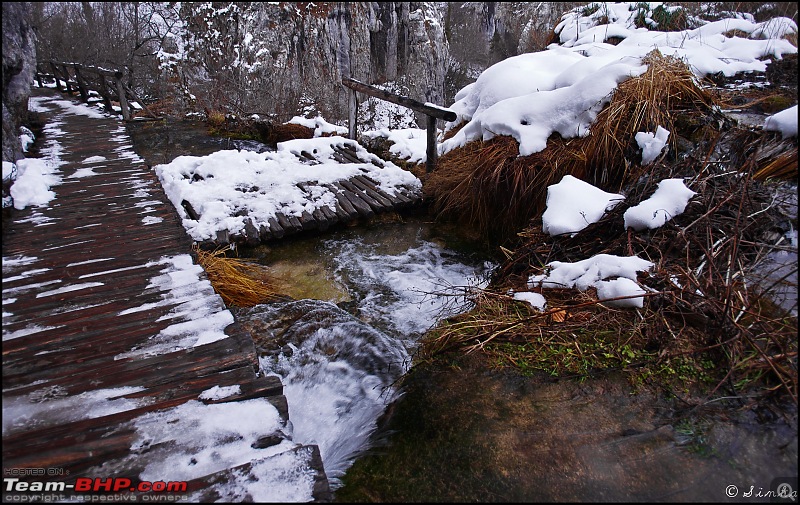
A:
[427, 51, 720, 242]
[754, 147, 799, 180]
[206, 110, 226, 127]
[421, 141, 798, 405]
[194, 245, 282, 307]
[427, 134, 586, 241]
[582, 50, 717, 188]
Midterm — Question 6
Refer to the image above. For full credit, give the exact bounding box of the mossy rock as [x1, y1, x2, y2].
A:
[755, 95, 795, 114]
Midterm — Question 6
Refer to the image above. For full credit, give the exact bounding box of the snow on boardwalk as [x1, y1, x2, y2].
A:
[2, 90, 329, 502]
[156, 136, 423, 248]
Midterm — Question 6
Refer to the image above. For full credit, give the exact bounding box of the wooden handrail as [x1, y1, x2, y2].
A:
[342, 77, 456, 173]
[36, 60, 160, 121]
[342, 77, 456, 121]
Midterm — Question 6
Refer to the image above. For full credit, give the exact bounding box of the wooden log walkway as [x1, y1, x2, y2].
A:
[194, 141, 422, 249]
[2, 90, 330, 501]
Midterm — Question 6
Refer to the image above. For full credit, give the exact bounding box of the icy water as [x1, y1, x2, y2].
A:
[126, 117, 497, 488]
[236, 217, 495, 487]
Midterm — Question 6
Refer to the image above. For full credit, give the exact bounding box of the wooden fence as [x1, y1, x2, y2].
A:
[35, 60, 159, 121]
[342, 77, 457, 173]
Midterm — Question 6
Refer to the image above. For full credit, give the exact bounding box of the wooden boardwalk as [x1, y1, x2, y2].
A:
[183, 141, 423, 249]
[2, 90, 330, 501]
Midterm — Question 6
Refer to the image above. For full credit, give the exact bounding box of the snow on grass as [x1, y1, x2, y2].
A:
[542, 175, 625, 236]
[764, 105, 798, 139]
[636, 125, 671, 164]
[441, 2, 797, 158]
[513, 291, 547, 311]
[623, 178, 697, 231]
[528, 253, 654, 308]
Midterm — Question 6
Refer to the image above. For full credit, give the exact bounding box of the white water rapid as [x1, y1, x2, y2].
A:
[244, 222, 494, 487]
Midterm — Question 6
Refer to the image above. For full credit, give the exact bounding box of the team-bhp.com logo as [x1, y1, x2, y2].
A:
[5, 477, 189, 501]
[5, 478, 187, 493]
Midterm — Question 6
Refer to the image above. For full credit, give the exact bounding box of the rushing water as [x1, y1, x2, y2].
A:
[125, 118, 495, 488]
[237, 217, 495, 487]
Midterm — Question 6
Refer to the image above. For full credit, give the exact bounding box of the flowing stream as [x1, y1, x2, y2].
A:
[125, 118, 497, 489]
[236, 217, 495, 487]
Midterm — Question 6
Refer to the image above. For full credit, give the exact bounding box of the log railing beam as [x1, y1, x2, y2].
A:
[342, 77, 456, 172]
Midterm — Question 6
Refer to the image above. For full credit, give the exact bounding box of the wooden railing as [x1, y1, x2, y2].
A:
[35, 60, 159, 121]
[342, 77, 457, 173]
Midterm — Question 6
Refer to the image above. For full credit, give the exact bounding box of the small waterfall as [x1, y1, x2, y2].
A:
[238, 223, 494, 488]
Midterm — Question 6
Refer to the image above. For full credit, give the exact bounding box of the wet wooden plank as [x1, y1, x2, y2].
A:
[334, 182, 375, 218]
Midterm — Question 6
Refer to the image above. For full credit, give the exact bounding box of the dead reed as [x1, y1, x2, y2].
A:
[427, 51, 721, 242]
[193, 244, 281, 307]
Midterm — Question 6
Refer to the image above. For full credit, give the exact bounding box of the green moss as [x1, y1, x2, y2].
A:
[335, 359, 533, 502]
[758, 95, 794, 114]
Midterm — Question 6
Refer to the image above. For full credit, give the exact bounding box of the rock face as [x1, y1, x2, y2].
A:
[169, 2, 450, 127]
[443, 2, 568, 103]
[155, 2, 577, 127]
[2, 2, 37, 163]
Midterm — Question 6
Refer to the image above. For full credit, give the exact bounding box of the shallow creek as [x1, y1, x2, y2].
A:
[235, 216, 495, 487]
[127, 118, 796, 500]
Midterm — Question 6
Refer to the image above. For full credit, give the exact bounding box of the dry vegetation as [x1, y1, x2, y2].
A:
[425, 51, 723, 241]
[418, 51, 797, 407]
[420, 146, 797, 404]
[193, 244, 282, 307]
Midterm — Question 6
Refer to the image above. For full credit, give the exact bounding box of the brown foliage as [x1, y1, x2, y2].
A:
[427, 51, 720, 242]
[194, 245, 281, 307]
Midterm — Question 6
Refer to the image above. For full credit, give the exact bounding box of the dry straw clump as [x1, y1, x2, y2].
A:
[420, 141, 798, 406]
[194, 244, 281, 307]
[426, 51, 721, 242]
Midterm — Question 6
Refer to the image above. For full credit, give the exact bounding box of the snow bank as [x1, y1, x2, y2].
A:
[623, 178, 696, 231]
[542, 175, 624, 236]
[442, 2, 797, 158]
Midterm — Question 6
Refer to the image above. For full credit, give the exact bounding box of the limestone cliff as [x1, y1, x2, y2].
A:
[2, 2, 37, 163]
[160, 2, 571, 126]
[166, 2, 449, 126]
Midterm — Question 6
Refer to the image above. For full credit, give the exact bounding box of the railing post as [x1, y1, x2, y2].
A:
[348, 88, 357, 140]
[49, 62, 63, 91]
[114, 71, 131, 121]
[61, 65, 73, 93]
[73, 65, 89, 102]
[426, 115, 437, 173]
[97, 76, 115, 114]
